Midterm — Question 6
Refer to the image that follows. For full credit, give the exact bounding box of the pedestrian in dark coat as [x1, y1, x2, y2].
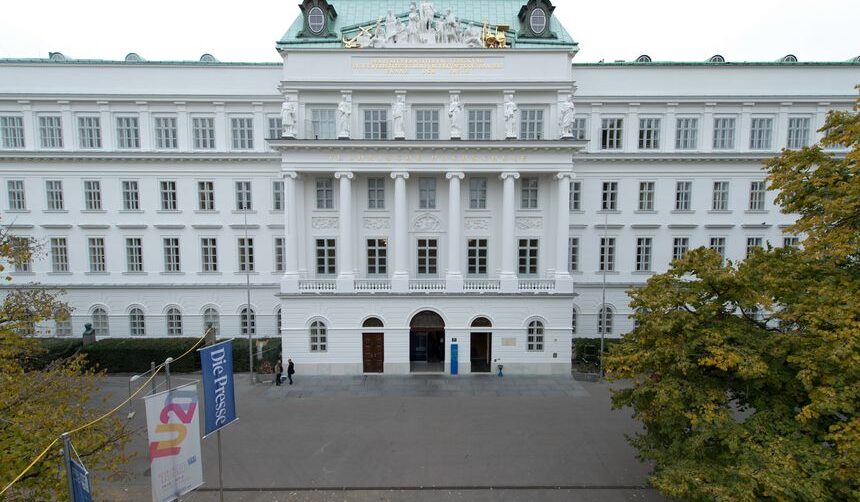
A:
[274, 359, 283, 386]
[287, 358, 295, 385]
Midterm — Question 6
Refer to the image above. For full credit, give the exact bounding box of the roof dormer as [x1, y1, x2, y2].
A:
[517, 0, 556, 39]
[297, 0, 337, 38]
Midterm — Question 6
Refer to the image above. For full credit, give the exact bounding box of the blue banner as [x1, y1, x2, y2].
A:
[69, 458, 92, 502]
[199, 340, 237, 436]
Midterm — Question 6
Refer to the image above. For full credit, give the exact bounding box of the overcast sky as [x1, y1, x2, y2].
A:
[1, 0, 858, 63]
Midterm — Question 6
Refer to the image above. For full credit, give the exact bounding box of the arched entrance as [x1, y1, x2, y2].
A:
[470, 317, 492, 373]
[362, 317, 384, 373]
[409, 311, 445, 373]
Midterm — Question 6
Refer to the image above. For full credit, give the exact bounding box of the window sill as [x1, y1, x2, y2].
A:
[634, 210, 657, 214]
[364, 208, 388, 213]
[465, 208, 490, 213]
[312, 208, 338, 213]
[569, 270, 583, 275]
[194, 210, 219, 214]
[122, 272, 148, 276]
[671, 210, 695, 214]
[597, 210, 621, 215]
[6, 209, 30, 213]
[160, 272, 185, 276]
[416, 208, 440, 212]
[269, 210, 284, 215]
[708, 210, 733, 214]
[595, 271, 620, 275]
[632, 271, 655, 275]
[157, 210, 182, 214]
[197, 272, 222, 276]
[119, 210, 144, 214]
[84, 272, 109, 276]
[568, 210, 584, 214]
[517, 208, 542, 212]
[43, 209, 67, 214]
[745, 210, 768, 214]
[11, 271, 35, 276]
[81, 210, 107, 214]
[234, 271, 259, 276]
[232, 210, 257, 215]
[48, 272, 73, 276]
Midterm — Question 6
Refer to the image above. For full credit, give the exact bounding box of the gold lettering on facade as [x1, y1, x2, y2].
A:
[351, 57, 504, 76]
[319, 151, 528, 163]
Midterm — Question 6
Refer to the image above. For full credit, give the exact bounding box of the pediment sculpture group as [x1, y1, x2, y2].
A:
[345, 2, 486, 48]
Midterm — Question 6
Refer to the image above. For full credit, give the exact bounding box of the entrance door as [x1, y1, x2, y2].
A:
[470, 332, 491, 372]
[362, 333, 384, 373]
[409, 311, 445, 372]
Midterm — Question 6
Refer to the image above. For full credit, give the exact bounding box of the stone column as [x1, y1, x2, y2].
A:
[280, 170, 300, 293]
[499, 171, 520, 293]
[335, 171, 355, 292]
[391, 171, 410, 292]
[446, 172, 465, 292]
[554, 172, 574, 293]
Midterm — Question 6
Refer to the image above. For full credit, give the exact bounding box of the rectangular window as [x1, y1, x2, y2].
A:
[12, 238, 31, 272]
[787, 117, 811, 149]
[201, 238, 218, 272]
[50, 237, 69, 272]
[192, 117, 215, 149]
[638, 118, 661, 149]
[568, 237, 579, 272]
[601, 181, 618, 210]
[746, 237, 763, 258]
[569, 181, 581, 211]
[417, 238, 438, 276]
[518, 238, 539, 275]
[231, 117, 254, 149]
[521, 177, 539, 209]
[571, 117, 588, 140]
[160, 181, 178, 210]
[0, 116, 25, 148]
[83, 180, 102, 210]
[272, 181, 284, 211]
[274, 237, 286, 272]
[750, 117, 773, 150]
[116, 116, 140, 149]
[469, 177, 487, 209]
[316, 178, 334, 209]
[45, 180, 64, 210]
[415, 109, 440, 140]
[87, 237, 106, 273]
[367, 238, 387, 275]
[520, 108, 544, 140]
[599, 237, 616, 272]
[125, 237, 143, 273]
[237, 237, 254, 272]
[600, 118, 623, 149]
[675, 117, 699, 150]
[468, 109, 493, 140]
[78, 116, 102, 149]
[367, 177, 385, 209]
[122, 180, 140, 210]
[309, 108, 336, 139]
[636, 237, 653, 272]
[713, 117, 736, 149]
[39, 116, 63, 148]
[163, 237, 181, 272]
[749, 181, 766, 211]
[467, 238, 488, 275]
[419, 177, 436, 209]
[153, 116, 178, 149]
[363, 109, 389, 140]
[197, 181, 215, 211]
[709, 237, 726, 260]
[672, 237, 690, 261]
[675, 181, 692, 211]
[316, 238, 336, 275]
[7, 180, 25, 210]
[235, 181, 252, 210]
[783, 236, 799, 248]
[712, 181, 730, 211]
[268, 117, 283, 139]
[638, 181, 655, 211]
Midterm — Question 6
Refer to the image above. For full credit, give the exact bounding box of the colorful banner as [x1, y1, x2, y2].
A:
[198, 340, 238, 436]
[144, 383, 203, 502]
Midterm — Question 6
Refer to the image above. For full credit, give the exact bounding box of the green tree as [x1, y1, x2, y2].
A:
[606, 89, 859, 501]
[0, 229, 133, 501]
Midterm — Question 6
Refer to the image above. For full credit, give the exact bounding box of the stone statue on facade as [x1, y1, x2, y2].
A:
[407, 3, 421, 43]
[504, 94, 519, 139]
[393, 95, 406, 139]
[419, 2, 436, 34]
[448, 94, 462, 139]
[559, 94, 576, 139]
[385, 10, 403, 45]
[337, 94, 352, 139]
[281, 100, 297, 138]
[443, 9, 461, 44]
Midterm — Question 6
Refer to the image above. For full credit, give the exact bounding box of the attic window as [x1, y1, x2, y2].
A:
[308, 6, 325, 34]
[529, 8, 547, 34]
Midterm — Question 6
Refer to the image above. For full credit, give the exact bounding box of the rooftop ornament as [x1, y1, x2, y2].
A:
[48, 52, 67, 62]
[635, 54, 652, 63]
[708, 54, 726, 63]
[124, 52, 144, 62]
[199, 53, 219, 63]
[780, 54, 798, 62]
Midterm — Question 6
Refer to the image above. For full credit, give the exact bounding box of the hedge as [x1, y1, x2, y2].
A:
[571, 337, 622, 372]
[28, 339, 84, 370]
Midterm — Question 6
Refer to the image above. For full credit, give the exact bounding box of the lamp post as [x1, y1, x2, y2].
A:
[243, 203, 254, 385]
[599, 209, 607, 380]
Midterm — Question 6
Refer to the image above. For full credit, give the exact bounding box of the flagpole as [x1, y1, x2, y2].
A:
[216, 429, 224, 502]
[61, 433, 75, 501]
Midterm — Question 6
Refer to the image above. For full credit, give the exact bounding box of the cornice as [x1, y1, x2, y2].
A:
[279, 82, 574, 92]
[576, 152, 789, 163]
[0, 94, 281, 103]
[571, 95, 856, 104]
[0, 151, 280, 163]
[269, 139, 586, 153]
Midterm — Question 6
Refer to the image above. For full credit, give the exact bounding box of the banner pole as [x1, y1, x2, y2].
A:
[165, 357, 173, 391]
[217, 429, 224, 502]
[61, 433, 74, 502]
[150, 361, 156, 395]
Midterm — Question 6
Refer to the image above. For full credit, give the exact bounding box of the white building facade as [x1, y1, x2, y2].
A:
[1, 0, 858, 374]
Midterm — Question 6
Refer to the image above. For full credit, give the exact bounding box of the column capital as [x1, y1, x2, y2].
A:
[445, 171, 465, 180]
[281, 170, 299, 179]
[499, 172, 520, 181]
[555, 172, 574, 181]
[334, 171, 354, 180]
[390, 171, 410, 180]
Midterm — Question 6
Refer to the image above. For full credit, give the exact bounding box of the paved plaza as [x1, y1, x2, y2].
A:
[98, 374, 664, 501]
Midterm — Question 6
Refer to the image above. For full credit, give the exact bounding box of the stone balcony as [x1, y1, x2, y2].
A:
[293, 277, 561, 294]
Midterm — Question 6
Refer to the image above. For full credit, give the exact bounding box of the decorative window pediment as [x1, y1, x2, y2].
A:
[518, 0, 556, 39]
[298, 0, 337, 38]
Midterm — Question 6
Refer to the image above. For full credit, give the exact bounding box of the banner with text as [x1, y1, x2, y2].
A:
[199, 340, 238, 436]
[144, 383, 203, 502]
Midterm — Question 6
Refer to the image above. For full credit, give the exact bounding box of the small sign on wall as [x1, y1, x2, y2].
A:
[501, 337, 516, 347]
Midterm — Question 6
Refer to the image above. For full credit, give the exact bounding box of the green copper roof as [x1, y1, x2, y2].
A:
[277, 0, 577, 49]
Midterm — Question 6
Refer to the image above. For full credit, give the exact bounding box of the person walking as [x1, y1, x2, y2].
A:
[274, 359, 283, 386]
[287, 358, 295, 385]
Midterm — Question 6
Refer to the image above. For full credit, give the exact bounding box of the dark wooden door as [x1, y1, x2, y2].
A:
[362, 333, 384, 373]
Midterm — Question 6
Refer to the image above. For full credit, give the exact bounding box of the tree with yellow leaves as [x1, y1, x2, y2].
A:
[606, 88, 859, 501]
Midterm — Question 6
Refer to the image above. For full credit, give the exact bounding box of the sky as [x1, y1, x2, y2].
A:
[0, 0, 858, 63]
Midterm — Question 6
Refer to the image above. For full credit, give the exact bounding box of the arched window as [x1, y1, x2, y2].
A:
[240, 307, 256, 338]
[471, 317, 492, 328]
[527, 320, 544, 351]
[203, 308, 220, 338]
[166, 307, 182, 336]
[92, 307, 109, 337]
[598, 306, 614, 335]
[310, 320, 327, 352]
[571, 308, 578, 335]
[55, 318, 72, 337]
[362, 317, 384, 328]
[129, 308, 145, 336]
[308, 6, 326, 34]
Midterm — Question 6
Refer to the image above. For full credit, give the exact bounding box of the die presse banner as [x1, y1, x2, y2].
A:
[199, 340, 238, 436]
[144, 383, 203, 502]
